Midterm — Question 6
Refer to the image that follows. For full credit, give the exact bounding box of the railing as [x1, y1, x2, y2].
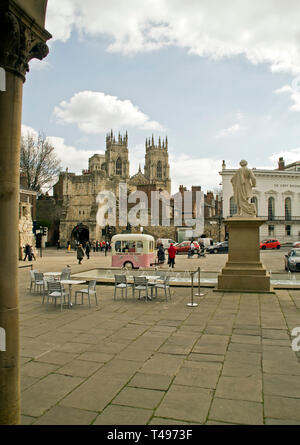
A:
[259, 216, 300, 221]
[18, 264, 33, 270]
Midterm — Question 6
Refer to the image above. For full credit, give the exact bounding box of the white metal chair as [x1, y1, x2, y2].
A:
[29, 269, 38, 293]
[113, 275, 134, 300]
[42, 276, 55, 304]
[46, 281, 70, 311]
[74, 280, 98, 307]
[154, 275, 171, 301]
[133, 276, 149, 301]
[33, 272, 45, 294]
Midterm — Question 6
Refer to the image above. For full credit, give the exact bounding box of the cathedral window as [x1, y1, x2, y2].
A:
[268, 197, 275, 220]
[157, 161, 162, 179]
[116, 158, 122, 175]
[285, 197, 291, 220]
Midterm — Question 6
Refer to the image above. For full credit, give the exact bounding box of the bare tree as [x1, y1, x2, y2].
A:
[20, 131, 61, 193]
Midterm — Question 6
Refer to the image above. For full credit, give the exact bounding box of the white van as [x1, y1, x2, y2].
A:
[156, 238, 176, 249]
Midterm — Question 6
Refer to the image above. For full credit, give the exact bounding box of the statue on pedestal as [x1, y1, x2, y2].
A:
[231, 160, 257, 217]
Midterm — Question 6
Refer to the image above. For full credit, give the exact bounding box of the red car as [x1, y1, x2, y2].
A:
[175, 241, 200, 254]
[260, 239, 281, 250]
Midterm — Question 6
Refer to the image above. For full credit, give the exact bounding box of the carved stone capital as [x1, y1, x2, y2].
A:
[0, 1, 51, 81]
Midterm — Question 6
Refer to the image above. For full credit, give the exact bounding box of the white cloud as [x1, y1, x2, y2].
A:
[214, 123, 245, 139]
[46, 0, 300, 74]
[21, 125, 96, 175]
[273, 83, 300, 112]
[54, 91, 164, 133]
[269, 146, 300, 166]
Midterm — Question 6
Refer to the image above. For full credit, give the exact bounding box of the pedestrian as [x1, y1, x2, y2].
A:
[30, 245, 36, 261]
[92, 240, 96, 252]
[67, 240, 71, 251]
[76, 243, 85, 264]
[85, 242, 90, 259]
[57, 239, 60, 249]
[23, 244, 31, 261]
[168, 243, 176, 268]
[96, 240, 99, 252]
[105, 241, 109, 256]
[157, 244, 165, 265]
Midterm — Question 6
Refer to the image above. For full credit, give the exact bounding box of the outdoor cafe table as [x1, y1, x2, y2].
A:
[60, 279, 86, 307]
[44, 272, 61, 277]
[127, 275, 160, 300]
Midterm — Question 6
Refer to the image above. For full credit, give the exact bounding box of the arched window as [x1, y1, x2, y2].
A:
[268, 197, 275, 221]
[285, 197, 291, 220]
[157, 161, 162, 179]
[116, 157, 122, 176]
[230, 197, 237, 216]
[251, 196, 258, 214]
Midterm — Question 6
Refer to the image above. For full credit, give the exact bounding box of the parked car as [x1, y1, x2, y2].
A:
[284, 248, 300, 272]
[260, 239, 281, 250]
[293, 241, 300, 248]
[156, 238, 176, 249]
[206, 241, 228, 254]
[175, 241, 200, 254]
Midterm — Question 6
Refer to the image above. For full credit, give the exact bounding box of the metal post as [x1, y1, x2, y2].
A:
[195, 267, 204, 296]
[187, 272, 198, 307]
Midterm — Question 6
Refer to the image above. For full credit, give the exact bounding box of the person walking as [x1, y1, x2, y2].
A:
[30, 245, 36, 261]
[157, 244, 165, 266]
[85, 242, 90, 259]
[76, 244, 85, 264]
[168, 243, 176, 269]
[23, 244, 31, 261]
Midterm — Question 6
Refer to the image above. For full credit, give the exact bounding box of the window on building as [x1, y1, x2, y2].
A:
[230, 197, 237, 216]
[116, 157, 122, 176]
[286, 225, 291, 236]
[268, 197, 275, 220]
[285, 197, 291, 220]
[268, 225, 274, 236]
[157, 161, 162, 179]
[251, 196, 258, 214]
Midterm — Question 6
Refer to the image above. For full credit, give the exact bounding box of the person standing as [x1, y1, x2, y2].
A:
[157, 244, 165, 265]
[85, 242, 90, 259]
[168, 243, 176, 268]
[76, 244, 85, 264]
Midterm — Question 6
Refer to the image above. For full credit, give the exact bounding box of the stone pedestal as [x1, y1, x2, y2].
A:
[217, 217, 271, 293]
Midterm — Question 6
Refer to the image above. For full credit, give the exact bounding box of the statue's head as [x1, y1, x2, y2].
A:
[240, 160, 247, 167]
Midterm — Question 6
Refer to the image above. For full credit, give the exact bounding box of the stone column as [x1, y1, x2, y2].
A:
[217, 217, 272, 293]
[0, 0, 51, 424]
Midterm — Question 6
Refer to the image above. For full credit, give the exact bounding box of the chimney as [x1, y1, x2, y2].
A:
[278, 157, 285, 170]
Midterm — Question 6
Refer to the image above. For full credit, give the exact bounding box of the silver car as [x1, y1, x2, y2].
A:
[284, 248, 300, 272]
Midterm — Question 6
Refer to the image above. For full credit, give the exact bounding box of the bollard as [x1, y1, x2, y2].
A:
[195, 267, 204, 297]
[187, 273, 198, 307]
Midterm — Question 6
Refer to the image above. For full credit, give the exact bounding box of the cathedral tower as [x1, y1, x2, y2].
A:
[105, 130, 130, 179]
[144, 135, 171, 193]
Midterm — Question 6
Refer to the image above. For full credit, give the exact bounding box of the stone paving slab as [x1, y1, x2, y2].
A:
[17, 253, 300, 425]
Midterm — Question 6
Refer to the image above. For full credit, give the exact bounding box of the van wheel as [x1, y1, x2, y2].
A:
[123, 262, 133, 270]
[276, 245, 280, 249]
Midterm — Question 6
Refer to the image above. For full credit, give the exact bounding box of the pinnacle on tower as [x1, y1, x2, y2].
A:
[158, 136, 161, 148]
[165, 136, 168, 150]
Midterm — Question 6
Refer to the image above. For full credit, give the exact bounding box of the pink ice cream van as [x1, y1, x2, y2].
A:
[111, 234, 156, 269]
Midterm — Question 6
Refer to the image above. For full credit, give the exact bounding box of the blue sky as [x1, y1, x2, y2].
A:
[21, 0, 300, 193]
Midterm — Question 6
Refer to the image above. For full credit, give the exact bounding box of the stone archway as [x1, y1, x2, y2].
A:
[71, 223, 89, 245]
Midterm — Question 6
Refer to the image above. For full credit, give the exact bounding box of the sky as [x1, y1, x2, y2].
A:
[21, 0, 300, 194]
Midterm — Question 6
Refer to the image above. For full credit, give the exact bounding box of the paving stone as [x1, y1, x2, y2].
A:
[263, 359, 300, 376]
[173, 366, 220, 389]
[56, 359, 103, 378]
[112, 387, 165, 409]
[265, 418, 300, 425]
[231, 334, 261, 344]
[93, 405, 152, 425]
[155, 385, 213, 424]
[57, 342, 92, 353]
[128, 373, 173, 391]
[264, 374, 300, 398]
[141, 353, 184, 376]
[188, 353, 224, 363]
[228, 343, 262, 353]
[21, 361, 58, 378]
[225, 351, 261, 366]
[262, 329, 289, 340]
[264, 395, 300, 422]
[209, 398, 263, 425]
[21, 374, 83, 417]
[222, 362, 262, 377]
[33, 405, 97, 425]
[21, 415, 36, 425]
[21, 375, 40, 392]
[35, 350, 78, 366]
[215, 375, 262, 402]
[149, 417, 192, 425]
[78, 351, 114, 363]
